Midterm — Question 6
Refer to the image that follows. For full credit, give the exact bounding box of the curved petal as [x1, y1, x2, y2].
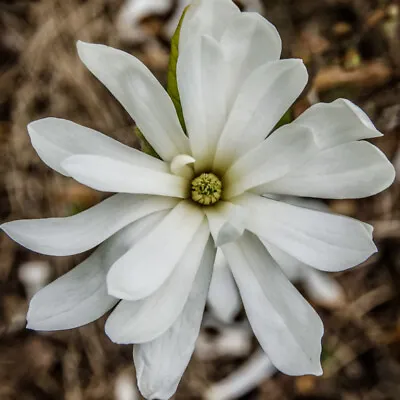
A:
[1, 194, 177, 256]
[207, 249, 241, 323]
[28, 118, 168, 177]
[26, 212, 165, 331]
[223, 125, 316, 198]
[292, 98, 382, 148]
[134, 236, 216, 400]
[221, 12, 281, 108]
[238, 194, 377, 272]
[205, 201, 247, 246]
[222, 232, 324, 376]
[261, 141, 395, 199]
[77, 41, 190, 161]
[61, 155, 188, 198]
[107, 200, 205, 300]
[214, 59, 308, 171]
[178, 35, 227, 171]
[179, 0, 239, 51]
[105, 220, 211, 344]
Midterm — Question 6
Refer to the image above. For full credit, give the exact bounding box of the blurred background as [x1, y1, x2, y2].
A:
[0, 0, 399, 399]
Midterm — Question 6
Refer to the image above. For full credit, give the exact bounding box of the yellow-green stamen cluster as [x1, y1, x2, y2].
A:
[191, 173, 222, 206]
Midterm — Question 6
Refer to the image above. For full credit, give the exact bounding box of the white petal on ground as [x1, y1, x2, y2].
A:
[26, 212, 165, 331]
[77, 41, 189, 161]
[291, 98, 382, 148]
[1, 194, 177, 256]
[220, 12, 281, 108]
[105, 220, 210, 344]
[213, 59, 308, 171]
[179, 0, 239, 52]
[205, 201, 247, 246]
[222, 232, 324, 376]
[207, 249, 241, 323]
[178, 35, 227, 171]
[238, 194, 377, 272]
[107, 200, 205, 301]
[61, 155, 188, 198]
[134, 237, 216, 400]
[28, 118, 168, 177]
[261, 141, 395, 199]
[205, 349, 276, 400]
[223, 125, 316, 198]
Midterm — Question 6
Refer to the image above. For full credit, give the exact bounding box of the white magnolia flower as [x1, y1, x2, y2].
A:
[1, 0, 395, 399]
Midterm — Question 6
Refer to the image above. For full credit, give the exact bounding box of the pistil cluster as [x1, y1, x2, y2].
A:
[191, 172, 222, 206]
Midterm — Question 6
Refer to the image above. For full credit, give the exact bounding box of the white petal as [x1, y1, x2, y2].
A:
[222, 232, 324, 376]
[238, 194, 377, 272]
[107, 200, 205, 300]
[223, 125, 316, 198]
[105, 220, 211, 343]
[178, 35, 227, 171]
[1, 194, 177, 256]
[207, 249, 241, 323]
[205, 201, 247, 246]
[26, 212, 164, 331]
[61, 155, 188, 198]
[134, 237, 216, 400]
[179, 0, 239, 52]
[214, 59, 308, 170]
[262, 141, 395, 199]
[170, 154, 195, 179]
[77, 41, 189, 161]
[28, 118, 167, 177]
[292, 98, 382, 148]
[221, 12, 281, 108]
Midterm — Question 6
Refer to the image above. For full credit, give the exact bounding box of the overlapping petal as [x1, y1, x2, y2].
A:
[134, 236, 215, 400]
[223, 125, 316, 198]
[213, 59, 308, 171]
[258, 141, 395, 199]
[222, 232, 324, 376]
[237, 193, 377, 271]
[1, 194, 177, 256]
[105, 220, 210, 343]
[178, 35, 227, 170]
[77, 41, 190, 161]
[61, 155, 188, 197]
[28, 118, 168, 176]
[26, 212, 165, 331]
[207, 249, 241, 323]
[107, 200, 205, 300]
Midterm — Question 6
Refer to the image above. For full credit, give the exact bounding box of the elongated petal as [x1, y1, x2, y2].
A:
[1, 194, 177, 256]
[205, 201, 247, 246]
[222, 232, 324, 376]
[179, 0, 239, 51]
[77, 41, 189, 161]
[261, 141, 395, 199]
[238, 194, 377, 272]
[207, 249, 241, 323]
[28, 118, 168, 177]
[178, 35, 227, 171]
[105, 220, 210, 343]
[223, 125, 316, 198]
[292, 98, 382, 148]
[61, 155, 188, 198]
[26, 212, 165, 330]
[214, 59, 308, 170]
[134, 237, 216, 400]
[107, 200, 205, 300]
[221, 12, 281, 107]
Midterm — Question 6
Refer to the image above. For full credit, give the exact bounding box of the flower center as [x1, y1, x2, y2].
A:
[191, 173, 222, 206]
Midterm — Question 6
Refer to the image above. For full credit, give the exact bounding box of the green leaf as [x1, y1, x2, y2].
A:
[274, 109, 293, 131]
[167, 6, 189, 133]
[135, 126, 160, 159]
